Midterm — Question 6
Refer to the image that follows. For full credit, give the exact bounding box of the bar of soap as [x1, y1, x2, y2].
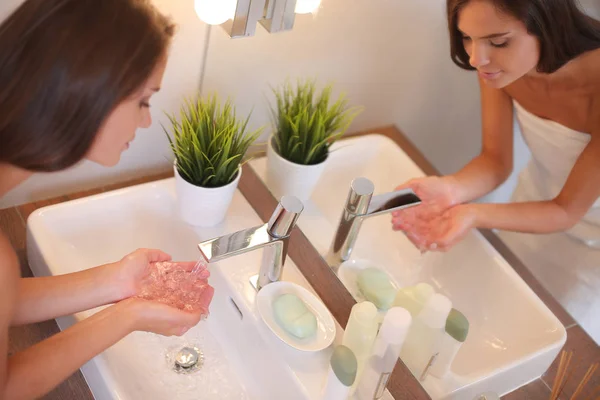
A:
[357, 267, 396, 311]
[273, 293, 317, 339]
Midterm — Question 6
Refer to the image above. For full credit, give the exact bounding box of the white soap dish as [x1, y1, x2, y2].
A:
[256, 281, 336, 352]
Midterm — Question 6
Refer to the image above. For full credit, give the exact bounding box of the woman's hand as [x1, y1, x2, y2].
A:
[106, 248, 209, 301]
[394, 202, 477, 252]
[105, 248, 173, 300]
[391, 176, 461, 250]
[119, 297, 204, 337]
[422, 204, 478, 251]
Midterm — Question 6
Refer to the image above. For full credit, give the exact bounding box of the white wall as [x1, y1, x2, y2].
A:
[0, 0, 208, 208]
[202, 0, 599, 204]
[581, 0, 600, 19]
[202, 0, 482, 178]
[2, 0, 599, 207]
[0, 0, 21, 20]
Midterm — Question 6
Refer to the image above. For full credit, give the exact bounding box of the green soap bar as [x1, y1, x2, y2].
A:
[273, 293, 317, 339]
[357, 267, 396, 311]
[330, 345, 358, 386]
[446, 308, 469, 342]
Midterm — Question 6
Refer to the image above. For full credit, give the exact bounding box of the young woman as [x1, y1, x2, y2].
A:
[393, 0, 600, 252]
[0, 1, 207, 398]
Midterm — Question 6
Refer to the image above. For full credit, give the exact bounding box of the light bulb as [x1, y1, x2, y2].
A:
[194, 0, 237, 25]
[295, 0, 321, 14]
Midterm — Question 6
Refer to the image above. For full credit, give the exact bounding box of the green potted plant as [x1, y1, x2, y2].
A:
[266, 79, 362, 202]
[164, 94, 262, 227]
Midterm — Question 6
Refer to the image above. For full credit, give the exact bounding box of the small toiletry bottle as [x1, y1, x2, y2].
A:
[342, 301, 379, 392]
[392, 282, 435, 317]
[321, 345, 358, 400]
[399, 293, 452, 380]
[356, 307, 412, 400]
[429, 308, 469, 378]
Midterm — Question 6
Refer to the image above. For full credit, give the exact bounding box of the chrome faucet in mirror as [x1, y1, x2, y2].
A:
[325, 177, 422, 270]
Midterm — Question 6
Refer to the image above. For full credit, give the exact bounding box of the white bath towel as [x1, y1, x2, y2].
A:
[499, 100, 600, 344]
[512, 100, 600, 248]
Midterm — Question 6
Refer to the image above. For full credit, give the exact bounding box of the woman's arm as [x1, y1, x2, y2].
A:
[472, 99, 600, 233]
[12, 265, 123, 326]
[4, 297, 203, 400]
[391, 80, 515, 249]
[11, 248, 172, 326]
[5, 300, 135, 400]
[1, 232, 205, 400]
[423, 101, 600, 251]
[449, 77, 515, 203]
[0, 233, 19, 400]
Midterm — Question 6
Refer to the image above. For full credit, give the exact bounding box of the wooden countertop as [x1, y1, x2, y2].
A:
[2, 125, 598, 400]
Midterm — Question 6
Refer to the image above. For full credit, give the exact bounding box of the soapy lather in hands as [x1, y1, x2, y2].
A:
[391, 176, 477, 252]
[108, 248, 214, 336]
[136, 260, 213, 315]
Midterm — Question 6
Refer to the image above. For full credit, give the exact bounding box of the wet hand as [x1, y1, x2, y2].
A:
[391, 176, 460, 250]
[397, 204, 477, 252]
[120, 297, 204, 337]
[105, 248, 173, 300]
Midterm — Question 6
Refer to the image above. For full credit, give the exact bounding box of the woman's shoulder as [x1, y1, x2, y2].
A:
[572, 48, 600, 92]
[578, 50, 600, 124]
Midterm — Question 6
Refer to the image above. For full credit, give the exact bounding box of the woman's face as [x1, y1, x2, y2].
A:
[458, 0, 540, 88]
[86, 57, 168, 166]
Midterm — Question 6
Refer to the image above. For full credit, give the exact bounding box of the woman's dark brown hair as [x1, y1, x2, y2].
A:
[0, 0, 175, 171]
[447, 0, 600, 73]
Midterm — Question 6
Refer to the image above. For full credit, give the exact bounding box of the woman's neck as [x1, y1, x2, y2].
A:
[0, 164, 33, 198]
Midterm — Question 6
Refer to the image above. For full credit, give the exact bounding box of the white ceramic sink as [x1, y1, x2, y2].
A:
[250, 134, 567, 400]
[26, 178, 374, 400]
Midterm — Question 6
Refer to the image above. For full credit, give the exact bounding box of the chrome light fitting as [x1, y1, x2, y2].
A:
[194, 0, 321, 38]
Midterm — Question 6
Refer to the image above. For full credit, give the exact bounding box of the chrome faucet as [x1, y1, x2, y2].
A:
[197, 196, 304, 290]
[325, 177, 422, 271]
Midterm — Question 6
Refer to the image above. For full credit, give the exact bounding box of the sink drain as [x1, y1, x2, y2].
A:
[167, 345, 204, 374]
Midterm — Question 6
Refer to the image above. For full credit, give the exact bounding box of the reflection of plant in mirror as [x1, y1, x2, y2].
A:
[270, 79, 363, 166]
[164, 94, 262, 188]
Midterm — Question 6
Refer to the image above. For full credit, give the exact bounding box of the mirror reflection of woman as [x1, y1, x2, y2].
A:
[394, 0, 600, 251]
[0, 1, 209, 398]
[393, 0, 600, 343]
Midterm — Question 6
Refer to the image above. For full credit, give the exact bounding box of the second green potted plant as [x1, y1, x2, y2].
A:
[165, 94, 261, 227]
[267, 80, 362, 202]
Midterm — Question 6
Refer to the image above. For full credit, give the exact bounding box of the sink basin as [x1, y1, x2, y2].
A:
[250, 133, 567, 399]
[26, 178, 368, 400]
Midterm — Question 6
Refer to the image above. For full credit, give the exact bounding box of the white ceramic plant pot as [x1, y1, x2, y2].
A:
[266, 136, 327, 203]
[174, 164, 241, 227]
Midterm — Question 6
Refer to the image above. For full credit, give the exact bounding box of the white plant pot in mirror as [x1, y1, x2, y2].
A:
[266, 136, 327, 203]
[174, 164, 241, 227]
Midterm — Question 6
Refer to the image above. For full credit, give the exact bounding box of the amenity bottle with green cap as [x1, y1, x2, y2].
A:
[356, 307, 412, 400]
[321, 345, 358, 400]
[342, 301, 379, 392]
[399, 293, 452, 380]
[429, 308, 470, 378]
[392, 282, 435, 317]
